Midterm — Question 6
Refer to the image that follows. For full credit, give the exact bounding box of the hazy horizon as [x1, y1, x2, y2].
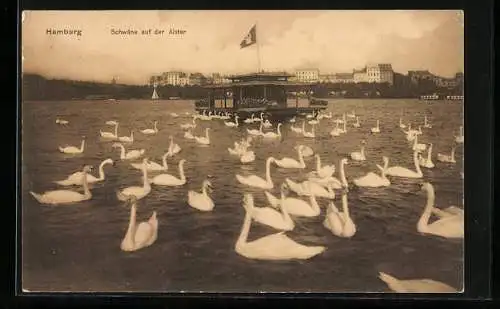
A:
[22, 10, 464, 85]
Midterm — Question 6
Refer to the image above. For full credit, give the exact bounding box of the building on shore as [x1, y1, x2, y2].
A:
[332, 73, 355, 83]
[295, 68, 320, 83]
[189, 73, 208, 86]
[353, 67, 368, 83]
[353, 63, 394, 85]
[211, 73, 232, 85]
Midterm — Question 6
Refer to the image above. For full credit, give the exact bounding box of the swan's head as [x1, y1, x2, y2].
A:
[103, 158, 114, 166]
[361, 140, 366, 145]
[179, 159, 187, 165]
[111, 143, 121, 148]
[341, 158, 349, 165]
[203, 179, 213, 191]
[382, 156, 389, 164]
[420, 182, 433, 192]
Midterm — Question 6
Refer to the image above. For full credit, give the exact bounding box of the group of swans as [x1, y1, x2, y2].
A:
[30, 165, 94, 205]
[236, 191, 326, 261]
[228, 136, 255, 163]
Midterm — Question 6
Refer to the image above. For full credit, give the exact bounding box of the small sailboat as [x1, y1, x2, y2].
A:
[151, 84, 159, 100]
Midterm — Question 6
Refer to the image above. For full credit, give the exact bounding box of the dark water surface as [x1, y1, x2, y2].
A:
[21, 99, 464, 293]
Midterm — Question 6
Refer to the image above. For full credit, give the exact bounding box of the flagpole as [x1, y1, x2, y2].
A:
[255, 22, 261, 73]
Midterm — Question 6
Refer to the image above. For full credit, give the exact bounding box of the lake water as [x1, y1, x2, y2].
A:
[21, 98, 464, 293]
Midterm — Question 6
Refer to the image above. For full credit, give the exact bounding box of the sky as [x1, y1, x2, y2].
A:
[22, 10, 464, 85]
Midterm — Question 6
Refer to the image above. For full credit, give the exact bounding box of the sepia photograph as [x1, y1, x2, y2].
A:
[21, 10, 464, 293]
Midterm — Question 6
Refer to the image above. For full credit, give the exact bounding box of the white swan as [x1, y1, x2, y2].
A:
[112, 142, 145, 160]
[300, 145, 314, 157]
[273, 145, 306, 169]
[225, 115, 239, 127]
[168, 136, 181, 155]
[243, 113, 256, 124]
[100, 122, 118, 139]
[240, 150, 256, 164]
[262, 119, 273, 128]
[180, 117, 197, 129]
[417, 182, 464, 239]
[188, 179, 214, 211]
[235, 197, 326, 260]
[455, 126, 464, 144]
[353, 116, 361, 128]
[120, 196, 158, 252]
[307, 154, 335, 179]
[285, 178, 336, 199]
[194, 128, 210, 145]
[424, 115, 433, 128]
[105, 120, 118, 126]
[306, 110, 316, 119]
[308, 115, 320, 125]
[385, 150, 423, 178]
[347, 110, 356, 118]
[419, 143, 435, 168]
[116, 158, 151, 201]
[55, 158, 114, 186]
[236, 157, 274, 190]
[56, 118, 69, 125]
[141, 121, 158, 135]
[244, 188, 294, 231]
[330, 121, 342, 136]
[350, 140, 367, 161]
[30, 165, 93, 205]
[323, 187, 356, 238]
[412, 134, 427, 152]
[371, 120, 380, 133]
[118, 130, 134, 143]
[437, 146, 456, 163]
[399, 117, 406, 129]
[262, 123, 282, 139]
[59, 137, 85, 154]
[247, 121, 263, 136]
[149, 159, 187, 186]
[184, 129, 195, 139]
[353, 157, 390, 187]
[264, 188, 321, 218]
[302, 124, 316, 138]
[378, 272, 457, 293]
[130, 151, 170, 171]
[170, 112, 178, 117]
[290, 122, 303, 133]
[289, 116, 296, 123]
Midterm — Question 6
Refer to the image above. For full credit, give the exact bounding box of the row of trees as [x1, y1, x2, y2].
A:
[22, 73, 463, 101]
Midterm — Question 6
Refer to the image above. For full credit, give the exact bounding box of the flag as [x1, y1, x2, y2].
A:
[240, 25, 257, 48]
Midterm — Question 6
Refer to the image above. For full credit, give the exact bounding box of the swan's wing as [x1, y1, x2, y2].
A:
[121, 186, 145, 196]
[274, 158, 298, 166]
[443, 206, 464, 216]
[264, 191, 279, 207]
[134, 222, 154, 246]
[427, 216, 464, 237]
[43, 190, 84, 202]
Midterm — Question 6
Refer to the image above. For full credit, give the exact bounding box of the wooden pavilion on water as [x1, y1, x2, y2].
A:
[194, 72, 328, 120]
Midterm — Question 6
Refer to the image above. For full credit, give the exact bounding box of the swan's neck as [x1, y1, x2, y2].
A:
[154, 122, 158, 132]
[97, 161, 107, 180]
[178, 162, 186, 181]
[279, 190, 292, 221]
[340, 161, 348, 186]
[259, 121, 263, 132]
[381, 159, 389, 178]
[82, 170, 91, 197]
[119, 145, 125, 158]
[309, 194, 320, 213]
[114, 123, 118, 136]
[236, 209, 252, 248]
[297, 148, 305, 165]
[451, 148, 455, 160]
[125, 204, 137, 245]
[142, 164, 150, 189]
[201, 183, 208, 196]
[265, 159, 273, 184]
[80, 140, 85, 151]
[360, 146, 365, 156]
[162, 153, 169, 169]
[277, 124, 282, 136]
[417, 187, 435, 232]
[316, 155, 321, 171]
[413, 151, 422, 175]
[341, 193, 349, 217]
[235, 117, 239, 126]
[427, 145, 433, 160]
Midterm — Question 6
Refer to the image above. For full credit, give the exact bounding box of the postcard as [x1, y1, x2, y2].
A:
[20, 10, 464, 293]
